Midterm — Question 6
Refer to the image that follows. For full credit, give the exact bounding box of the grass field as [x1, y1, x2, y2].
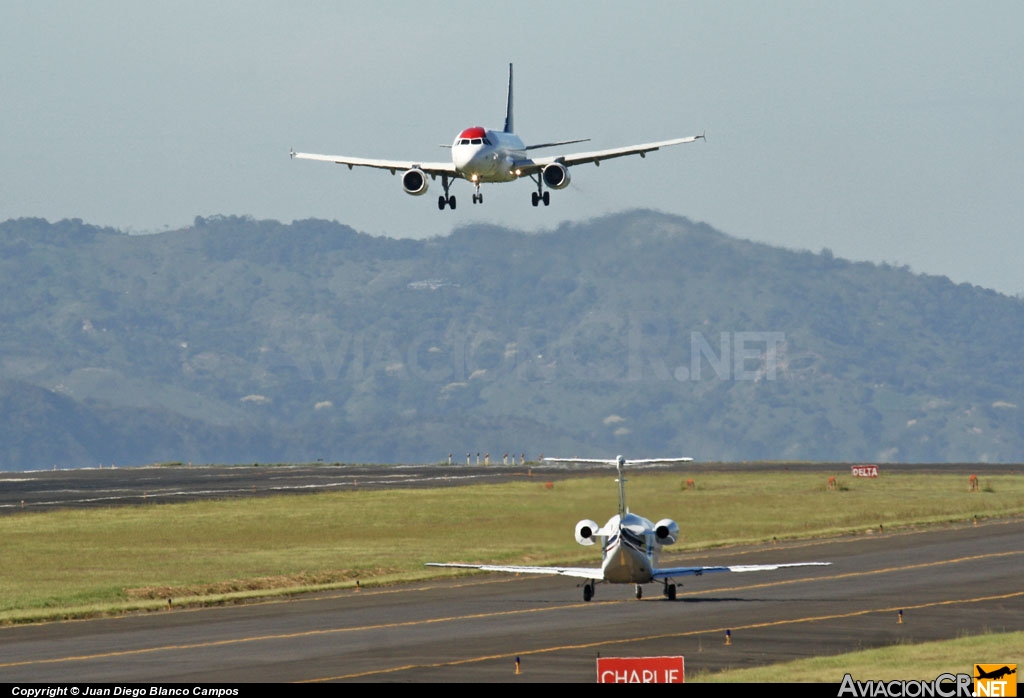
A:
[1, 470, 1022, 624]
[693, 630, 1024, 682]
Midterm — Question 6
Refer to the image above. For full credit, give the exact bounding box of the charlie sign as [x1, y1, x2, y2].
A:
[596, 656, 685, 683]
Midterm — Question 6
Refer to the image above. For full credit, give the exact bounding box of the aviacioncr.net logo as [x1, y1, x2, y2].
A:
[974, 664, 1017, 698]
[838, 673, 973, 697]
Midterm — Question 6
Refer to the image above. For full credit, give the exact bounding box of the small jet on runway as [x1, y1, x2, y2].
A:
[291, 64, 704, 210]
[427, 455, 830, 601]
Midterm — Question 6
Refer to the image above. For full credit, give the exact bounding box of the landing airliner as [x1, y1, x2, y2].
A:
[428, 456, 830, 601]
[291, 65, 704, 210]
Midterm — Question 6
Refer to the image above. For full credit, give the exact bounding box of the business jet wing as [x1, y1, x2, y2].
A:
[652, 561, 831, 580]
[519, 134, 705, 172]
[289, 150, 458, 177]
[426, 562, 603, 580]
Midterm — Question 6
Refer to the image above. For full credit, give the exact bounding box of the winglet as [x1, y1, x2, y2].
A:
[504, 63, 514, 134]
[289, 148, 295, 159]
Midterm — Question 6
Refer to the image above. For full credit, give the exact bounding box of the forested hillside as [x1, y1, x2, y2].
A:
[1, 212, 1021, 469]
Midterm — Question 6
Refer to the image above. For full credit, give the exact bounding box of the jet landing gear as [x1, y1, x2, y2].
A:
[583, 581, 595, 602]
[471, 181, 483, 204]
[437, 175, 456, 210]
[635, 584, 643, 600]
[663, 581, 677, 601]
[530, 175, 551, 207]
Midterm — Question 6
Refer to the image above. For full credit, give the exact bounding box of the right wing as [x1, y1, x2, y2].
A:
[520, 134, 705, 173]
[289, 149, 458, 177]
[425, 562, 603, 580]
[653, 562, 831, 580]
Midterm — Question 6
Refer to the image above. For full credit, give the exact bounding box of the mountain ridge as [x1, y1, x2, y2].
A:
[1, 211, 1020, 469]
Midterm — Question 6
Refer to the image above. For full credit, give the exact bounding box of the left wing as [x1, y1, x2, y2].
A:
[517, 133, 705, 173]
[652, 561, 831, 580]
[289, 150, 458, 177]
[425, 562, 603, 580]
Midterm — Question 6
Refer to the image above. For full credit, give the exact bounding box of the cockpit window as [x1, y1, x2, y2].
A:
[483, 138, 492, 145]
[471, 138, 483, 145]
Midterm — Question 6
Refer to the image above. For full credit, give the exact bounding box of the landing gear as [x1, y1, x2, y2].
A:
[438, 175, 456, 210]
[472, 182, 483, 204]
[635, 584, 643, 600]
[583, 581, 595, 602]
[663, 582, 677, 601]
[530, 177, 551, 207]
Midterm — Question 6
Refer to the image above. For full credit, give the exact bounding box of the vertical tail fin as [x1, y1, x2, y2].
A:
[616, 455, 627, 518]
[504, 63, 514, 133]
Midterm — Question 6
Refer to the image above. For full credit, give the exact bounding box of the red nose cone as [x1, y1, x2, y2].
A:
[458, 126, 486, 139]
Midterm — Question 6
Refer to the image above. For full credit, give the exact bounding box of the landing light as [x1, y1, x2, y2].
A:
[471, 174, 478, 182]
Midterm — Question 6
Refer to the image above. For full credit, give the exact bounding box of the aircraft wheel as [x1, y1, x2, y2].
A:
[583, 583, 593, 602]
[667, 584, 676, 601]
[438, 196, 447, 211]
[448, 196, 456, 210]
[542, 191, 550, 206]
[635, 585, 643, 600]
[531, 192, 539, 207]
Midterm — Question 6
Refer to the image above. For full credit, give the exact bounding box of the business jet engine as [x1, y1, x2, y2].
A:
[654, 518, 679, 545]
[575, 518, 600, 546]
[541, 162, 572, 190]
[401, 168, 429, 196]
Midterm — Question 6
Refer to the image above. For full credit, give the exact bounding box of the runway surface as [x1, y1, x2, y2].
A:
[2, 517, 1021, 682]
[3, 461, 1020, 513]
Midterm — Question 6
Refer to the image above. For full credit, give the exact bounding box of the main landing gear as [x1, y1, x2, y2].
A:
[530, 175, 551, 207]
[583, 581, 595, 602]
[438, 174, 456, 210]
[635, 584, 643, 600]
[663, 580, 677, 600]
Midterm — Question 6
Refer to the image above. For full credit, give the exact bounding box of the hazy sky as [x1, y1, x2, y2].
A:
[2, 2, 1021, 294]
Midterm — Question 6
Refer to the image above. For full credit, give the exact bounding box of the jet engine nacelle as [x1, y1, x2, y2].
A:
[654, 518, 679, 545]
[575, 518, 600, 546]
[401, 168, 429, 196]
[541, 162, 571, 190]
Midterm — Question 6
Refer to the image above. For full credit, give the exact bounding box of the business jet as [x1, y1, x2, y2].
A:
[427, 455, 830, 601]
[290, 64, 704, 210]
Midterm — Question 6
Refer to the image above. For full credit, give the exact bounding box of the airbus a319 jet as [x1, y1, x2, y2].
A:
[428, 456, 830, 601]
[291, 64, 704, 210]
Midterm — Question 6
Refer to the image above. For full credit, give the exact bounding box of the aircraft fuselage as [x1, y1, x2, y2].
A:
[600, 513, 660, 584]
[451, 126, 526, 183]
